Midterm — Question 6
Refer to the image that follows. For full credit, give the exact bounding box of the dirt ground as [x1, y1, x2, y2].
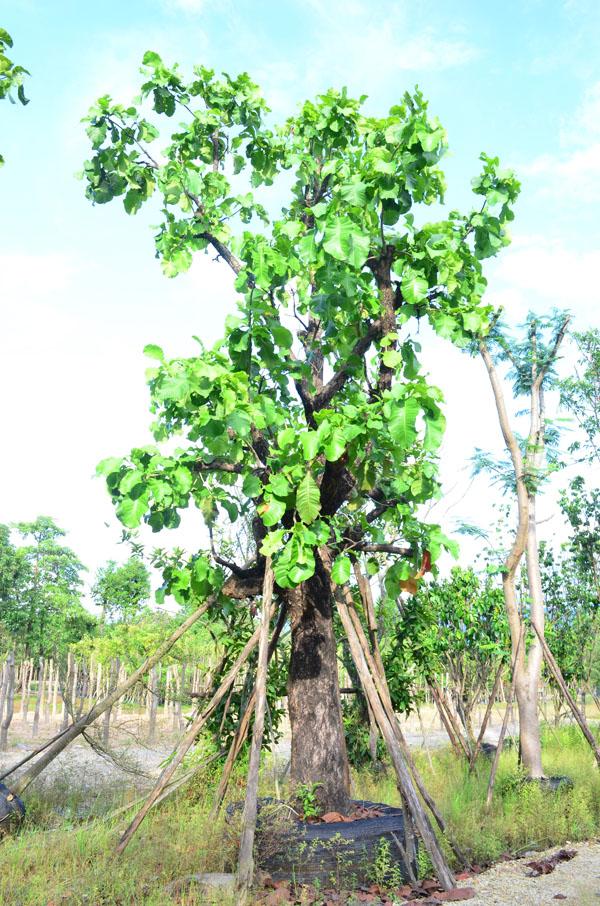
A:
[457, 841, 600, 905]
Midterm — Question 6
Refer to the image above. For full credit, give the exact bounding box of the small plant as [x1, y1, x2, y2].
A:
[370, 837, 404, 891]
[295, 782, 323, 820]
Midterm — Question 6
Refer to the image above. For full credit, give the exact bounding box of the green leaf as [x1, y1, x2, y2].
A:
[272, 325, 294, 349]
[260, 529, 285, 557]
[389, 398, 420, 447]
[296, 472, 321, 524]
[331, 554, 351, 585]
[424, 410, 446, 452]
[401, 269, 429, 304]
[97, 457, 123, 477]
[242, 473, 262, 498]
[259, 495, 287, 527]
[323, 218, 370, 269]
[323, 428, 346, 462]
[300, 431, 319, 460]
[277, 427, 296, 449]
[339, 179, 367, 206]
[116, 496, 148, 528]
[144, 344, 165, 362]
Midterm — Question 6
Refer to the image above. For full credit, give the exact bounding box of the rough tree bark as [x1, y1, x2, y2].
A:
[287, 558, 351, 814]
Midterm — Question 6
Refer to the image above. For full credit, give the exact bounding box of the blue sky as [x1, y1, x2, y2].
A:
[1, 0, 599, 593]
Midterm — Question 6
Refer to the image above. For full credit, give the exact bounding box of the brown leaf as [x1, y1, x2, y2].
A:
[422, 879, 443, 891]
[400, 578, 418, 595]
[437, 888, 477, 901]
[321, 811, 346, 823]
[455, 871, 472, 881]
[526, 848, 576, 877]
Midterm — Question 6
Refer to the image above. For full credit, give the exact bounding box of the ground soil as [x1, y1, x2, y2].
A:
[456, 841, 600, 905]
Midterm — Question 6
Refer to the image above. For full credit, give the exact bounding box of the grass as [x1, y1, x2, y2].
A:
[1, 726, 600, 904]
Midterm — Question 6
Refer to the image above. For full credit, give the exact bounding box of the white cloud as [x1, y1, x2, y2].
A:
[489, 234, 600, 324]
[521, 80, 600, 201]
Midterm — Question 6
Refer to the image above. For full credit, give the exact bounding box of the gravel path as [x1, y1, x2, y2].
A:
[456, 841, 600, 905]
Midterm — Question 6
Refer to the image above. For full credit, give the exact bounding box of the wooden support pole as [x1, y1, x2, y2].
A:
[328, 559, 455, 891]
[532, 623, 600, 768]
[349, 562, 467, 868]
[9, 597, 214, 795]
[212, 601, 288, 817]
[236, 559, 274, 901]
[32, 658, 45, 738]
[115, 603, 275, 855]
[469, 657, 505, 771]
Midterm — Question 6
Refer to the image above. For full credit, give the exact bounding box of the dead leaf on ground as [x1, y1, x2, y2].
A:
[526, 848, 576, 877]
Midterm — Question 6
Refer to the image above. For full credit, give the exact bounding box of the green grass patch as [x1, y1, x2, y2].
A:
[1, 727, 599, 903]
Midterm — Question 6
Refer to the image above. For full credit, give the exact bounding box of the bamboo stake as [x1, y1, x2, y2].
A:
[469, 657, 505, 771]
[115, 603, 275, 855]
[9, 597, 215, 795]
[236, 559, 274, 901]
[212, 601, 288, 817]
[349, 565, 467, 868]
[330, 565, 455, 890]
[532, 623, 600, 767]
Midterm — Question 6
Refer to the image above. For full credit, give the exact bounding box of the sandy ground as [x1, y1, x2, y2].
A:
[456, 841, 600, 905]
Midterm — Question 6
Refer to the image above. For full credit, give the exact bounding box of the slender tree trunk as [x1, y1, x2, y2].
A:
[32, 658, 45, 738]
[0, 653, 15, 751]
[287, 561, 351, 813]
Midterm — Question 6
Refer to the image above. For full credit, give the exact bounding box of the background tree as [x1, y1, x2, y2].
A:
[0, 517, 94, 658]
[478, 311, 570, 778]
[92, 557, 151, 623]
[83, 54, 519, 812]
[0, 27, 29, 166]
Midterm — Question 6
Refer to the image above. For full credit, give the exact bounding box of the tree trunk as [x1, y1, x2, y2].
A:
[287, 562, 351, 813]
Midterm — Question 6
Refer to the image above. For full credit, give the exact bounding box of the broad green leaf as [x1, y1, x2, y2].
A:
[424, 410, 446, 452]
[296, 472, 321, 524]
[259, 495, 287, 527]
[97, 456, 123, 477]
[323, 428, 346, 462]
[300, 431, 319, 460]
[323, 218, 370, 269]
[242, 473, 262, 497]
[401, 269, 429, 305]
[389, 398, 420, 447]
[116, 496, 148, 528]
[272, 325, 294, 348]
[277, 427, 296, 449]
[331, 554, 351, 585]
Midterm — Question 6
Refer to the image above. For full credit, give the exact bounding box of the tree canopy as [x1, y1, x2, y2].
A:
[84, 54, 520, 609]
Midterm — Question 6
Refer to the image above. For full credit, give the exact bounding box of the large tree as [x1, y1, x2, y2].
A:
[83, 54, 519, 811]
